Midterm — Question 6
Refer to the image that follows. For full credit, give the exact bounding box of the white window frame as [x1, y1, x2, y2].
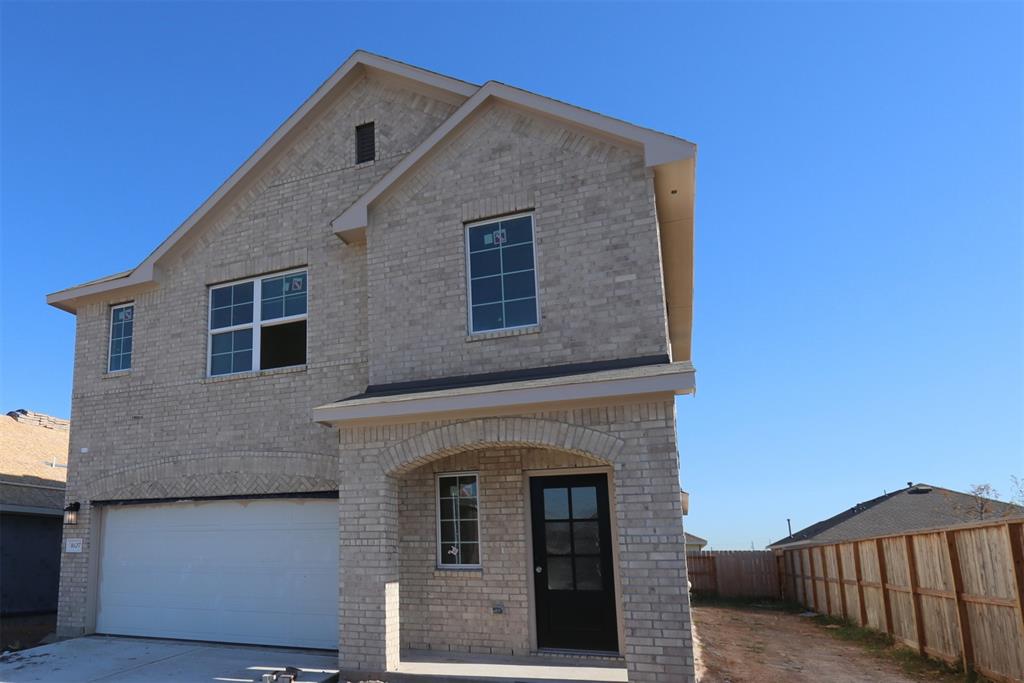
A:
[435, 471, 482, 569]
[207, 267, 308, 377]
[108, 302, 134, 373]
[464, 212, 540, 334]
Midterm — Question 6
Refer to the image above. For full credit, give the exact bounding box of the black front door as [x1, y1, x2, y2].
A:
[530, 473, 618, 652]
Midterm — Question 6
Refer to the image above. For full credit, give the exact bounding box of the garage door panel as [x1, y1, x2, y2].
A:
[97, 498, 338, 649]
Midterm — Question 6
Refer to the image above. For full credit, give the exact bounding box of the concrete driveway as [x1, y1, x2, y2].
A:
[0, 636, 339, 683]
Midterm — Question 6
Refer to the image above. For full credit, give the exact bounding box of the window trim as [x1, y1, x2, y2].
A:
[107, 302, 135, 373]
[206, 267, 308, 377]
[435, 471, 482, 569]
[464, 211, 540, 335]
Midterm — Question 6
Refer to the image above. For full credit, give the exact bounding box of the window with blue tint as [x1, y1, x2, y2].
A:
[260, 272, 306, 320]
[437, 472, 481, 567]
[209, 328, 253, 376]
[208, 269, 307, 376]
[466, 213, 538, 333]
[209, 282, 253, 329]
[108, 304, 134, 372]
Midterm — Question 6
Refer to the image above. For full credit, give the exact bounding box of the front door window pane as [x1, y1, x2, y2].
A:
[544, 488, 569, 520]
[571, 487, 598, 519]
[547, 557, 573, 590]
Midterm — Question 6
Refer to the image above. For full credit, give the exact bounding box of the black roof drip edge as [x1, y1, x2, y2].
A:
[340, 354, 671, 402]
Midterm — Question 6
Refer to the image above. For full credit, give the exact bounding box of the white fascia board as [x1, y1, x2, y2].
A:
[313, 366, 695, 426]
[331, 81, 696, 236]
[46, 51, 478, 311]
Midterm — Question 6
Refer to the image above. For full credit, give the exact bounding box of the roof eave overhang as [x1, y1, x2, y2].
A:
[313, 362, 695, 427]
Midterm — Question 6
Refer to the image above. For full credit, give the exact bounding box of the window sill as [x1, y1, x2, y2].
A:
[203, 364, 307, 383]
[102, 370, 132, 380]
[465, 325, 541, 343]
[434, 567, 483, 577]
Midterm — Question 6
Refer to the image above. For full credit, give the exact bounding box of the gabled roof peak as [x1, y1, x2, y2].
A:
[47, 51, 694, 313]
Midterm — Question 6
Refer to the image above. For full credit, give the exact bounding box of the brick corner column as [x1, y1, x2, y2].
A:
[338, 446, 400, 676]
[614, 401, 696, 682]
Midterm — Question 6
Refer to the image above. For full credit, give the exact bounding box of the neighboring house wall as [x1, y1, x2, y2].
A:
[0, 412, 69, 616]
[1, 513, 62, 614]
[367, 102, 669, 385]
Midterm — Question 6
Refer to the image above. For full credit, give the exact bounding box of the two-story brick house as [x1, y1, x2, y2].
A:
[47, 51, 697, 682]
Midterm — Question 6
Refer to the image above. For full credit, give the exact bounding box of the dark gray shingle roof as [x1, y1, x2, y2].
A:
[769, 483, 1024, 548]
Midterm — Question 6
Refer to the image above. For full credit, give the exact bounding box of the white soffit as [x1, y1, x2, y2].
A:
[313, 362, 696, 426]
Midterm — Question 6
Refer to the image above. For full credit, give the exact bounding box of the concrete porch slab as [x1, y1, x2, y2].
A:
[388, 650, 628, 683]
[0, 635, 339, 682]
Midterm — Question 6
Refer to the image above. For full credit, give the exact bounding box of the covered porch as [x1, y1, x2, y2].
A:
[314, 362, 697, 683]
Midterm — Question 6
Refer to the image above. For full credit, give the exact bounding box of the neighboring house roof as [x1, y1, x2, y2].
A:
[769, 482, 1024, 549]
[0, 411, 70, 512]
[45, 50, 697, 351]
[684, 532, 707, 547]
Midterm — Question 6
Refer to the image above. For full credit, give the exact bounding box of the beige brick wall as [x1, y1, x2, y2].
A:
[338, 401, 695, 683]
[398, 446, 601, 656]
[57, 74, 459, 636]
[367, 101, 669, 386]
[56, 68, 691, 683]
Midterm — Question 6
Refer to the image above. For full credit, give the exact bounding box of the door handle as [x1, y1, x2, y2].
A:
[535, 566, 543, 574]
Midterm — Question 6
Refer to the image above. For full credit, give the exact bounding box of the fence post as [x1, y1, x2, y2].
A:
[710, 554, 719, 598]
[804, 549, 815, 611]
[776, 552, 786, 600]
[1007, 522, 1024, 642]
[819, 546, 832, 615]
[853, 540, 867, 626]
[945, 529, 974, 676]
[836, 544, 849, 620]
[904, 535, 926, 655]
[875, 538, 894, 635]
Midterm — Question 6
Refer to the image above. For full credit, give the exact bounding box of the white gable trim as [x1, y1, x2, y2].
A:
[331, 81, 696, 241]
[47, 51, 478, 312]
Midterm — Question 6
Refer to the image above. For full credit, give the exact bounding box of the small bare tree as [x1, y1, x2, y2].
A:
[951, 484, 1002, 521]
[1010, 475, 1024, 508]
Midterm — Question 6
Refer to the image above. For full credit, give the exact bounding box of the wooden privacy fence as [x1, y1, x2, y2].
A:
[687, 550, 781, 599]
[779, 519, 1024, 683]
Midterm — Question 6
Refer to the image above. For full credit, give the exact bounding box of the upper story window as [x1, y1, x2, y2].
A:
[466, 213, 538, 333]
[437, 472, 480, 568]
[355, 122, 375, 164]
[108, 303, 134, 372]
[208, 269, 307, 376]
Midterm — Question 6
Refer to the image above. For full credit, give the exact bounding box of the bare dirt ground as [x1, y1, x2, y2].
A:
[692, 604, 959, 683]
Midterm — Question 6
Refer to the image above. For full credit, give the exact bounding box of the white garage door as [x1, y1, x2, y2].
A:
[97, 497, 338, 649]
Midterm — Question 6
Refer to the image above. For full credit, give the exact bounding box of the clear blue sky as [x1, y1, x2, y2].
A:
[2, 2, 1021, 548]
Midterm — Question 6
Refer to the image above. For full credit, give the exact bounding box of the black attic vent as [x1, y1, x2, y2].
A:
[355, 122, 375, 164]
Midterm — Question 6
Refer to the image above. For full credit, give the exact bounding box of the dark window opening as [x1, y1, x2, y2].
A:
[261, 320, 306, 370]
[355, 122, 375, 164]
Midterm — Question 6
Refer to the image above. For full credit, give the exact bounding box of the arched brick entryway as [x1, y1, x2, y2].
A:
[335, 402, 694, 683]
